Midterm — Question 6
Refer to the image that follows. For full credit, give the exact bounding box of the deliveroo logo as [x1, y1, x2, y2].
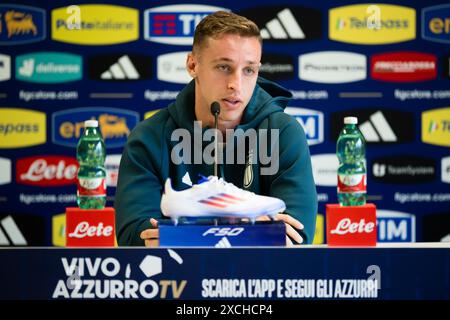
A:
[16, 52, 82, 83]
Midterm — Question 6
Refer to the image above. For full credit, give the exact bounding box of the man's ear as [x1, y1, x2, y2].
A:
[186, 53, 197, 78]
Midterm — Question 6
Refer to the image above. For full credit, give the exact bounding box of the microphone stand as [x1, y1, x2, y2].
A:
[210, 102, 220, 177]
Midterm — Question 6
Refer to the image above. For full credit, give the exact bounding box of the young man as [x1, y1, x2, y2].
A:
[115, 11, 317, 246]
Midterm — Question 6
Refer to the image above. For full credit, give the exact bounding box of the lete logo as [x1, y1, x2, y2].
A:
[66, 207, 115, 247]
[16, 156, 78, 186]
[371, 51, 437, 82]
[326, 204, 377, 246]
[68, 221, 113, 238]
[330, 218, 375, 235]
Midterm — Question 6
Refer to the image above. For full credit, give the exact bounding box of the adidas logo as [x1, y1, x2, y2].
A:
[0, 216, 27, 246]
[100, 55, 139, 80]
[260, 8, 305, 39]
[359, 111, 397, 142]
[214, 237, 232, 248]
[198, 194, 245, 209]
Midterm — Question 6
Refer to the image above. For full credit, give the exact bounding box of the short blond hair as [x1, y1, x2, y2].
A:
[193, 11, 262, 53]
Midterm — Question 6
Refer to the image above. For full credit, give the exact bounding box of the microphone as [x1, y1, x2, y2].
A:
[210, 102, 220, 177]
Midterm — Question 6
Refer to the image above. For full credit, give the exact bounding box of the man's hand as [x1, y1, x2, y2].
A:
[140, 218, 159, 247]
[257, 213, 304, 246]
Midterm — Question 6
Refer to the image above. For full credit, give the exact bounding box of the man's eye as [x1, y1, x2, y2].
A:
[244, 67, 256, 75]
[217, 65, 230, 72]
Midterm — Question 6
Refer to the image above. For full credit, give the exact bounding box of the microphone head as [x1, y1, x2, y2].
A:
[210, 101, 220, 116]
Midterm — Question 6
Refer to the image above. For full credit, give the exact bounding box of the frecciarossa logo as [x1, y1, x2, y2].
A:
[16, 156, 78, 186]
[371, 52, 437, 82]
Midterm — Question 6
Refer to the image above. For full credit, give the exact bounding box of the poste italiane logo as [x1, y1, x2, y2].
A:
[0, 108, 46, 148]
[329, 4, 416, 44]
[422, 107, 450, 147]
[52, 5, 138, 45]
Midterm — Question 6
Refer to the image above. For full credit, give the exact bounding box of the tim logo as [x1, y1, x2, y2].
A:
[52, 108, 139, 148]
[377, 210, 415, 242]
[0, 4, 45, 45]
[285, 107, 323, 146]
[144, 5, 229, 45]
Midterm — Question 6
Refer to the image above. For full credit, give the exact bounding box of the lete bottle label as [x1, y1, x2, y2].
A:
[77, 177, 106, 196]
[337, 174, 366, 193]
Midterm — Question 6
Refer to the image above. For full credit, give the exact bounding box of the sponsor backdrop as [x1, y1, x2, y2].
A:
[0, 0, 449, 246]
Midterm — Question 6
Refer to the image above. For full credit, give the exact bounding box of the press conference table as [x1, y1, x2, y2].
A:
[0, 243, 449, 300]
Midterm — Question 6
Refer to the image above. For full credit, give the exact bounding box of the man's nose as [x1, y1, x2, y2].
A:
[227, 71, 242, 91]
